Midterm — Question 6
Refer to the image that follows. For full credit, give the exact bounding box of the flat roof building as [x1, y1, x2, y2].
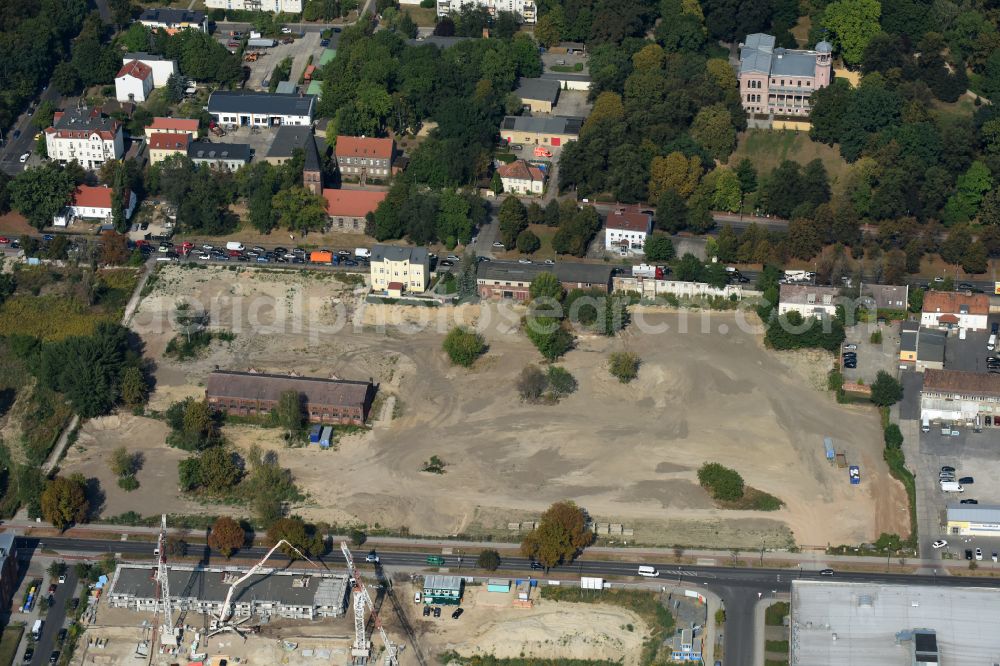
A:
[915, 327, 946, 372]
[500, 115, 582, 147]
[900, 320, 918, 364]
[208, 91, 316, 128]
[107, 563, 348, 620]
[947, 504, 1000, 535]
[422, 575, 463, 605]
[206, 370, 376, 425]
[777, 284, 840, 318]
[791, 580, 1000, 664]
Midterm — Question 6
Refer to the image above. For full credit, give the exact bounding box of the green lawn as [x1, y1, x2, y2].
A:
[731, 129, 851, 189]
[0, 624, 24, 666]
[765, 601, 790, 626]
[403, 6, 437, 26]
[765, 640, 790, 652]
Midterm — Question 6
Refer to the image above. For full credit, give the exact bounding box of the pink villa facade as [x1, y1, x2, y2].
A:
[738, 33, 832, 118]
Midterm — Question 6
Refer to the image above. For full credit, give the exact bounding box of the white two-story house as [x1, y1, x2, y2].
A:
[44, 107, 124, 170]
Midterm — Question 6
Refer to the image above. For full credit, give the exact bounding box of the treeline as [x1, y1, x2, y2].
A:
[0, 0, 88, 132]
[118, 21, 243, 90]
[368, 187, 487, 246]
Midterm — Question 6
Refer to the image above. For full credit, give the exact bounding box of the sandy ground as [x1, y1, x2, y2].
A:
[399, 585, 648, 666]
[120, 265, 908, 549]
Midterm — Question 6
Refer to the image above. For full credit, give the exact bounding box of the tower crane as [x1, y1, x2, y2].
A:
[207, 539, 323, 637]
[341, 542, 398, 666]
[155, 514, 180, 648]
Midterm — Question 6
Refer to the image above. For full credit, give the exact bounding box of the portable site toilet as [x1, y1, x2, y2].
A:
[309, 425, 322, 443]
[824, 437, 835, 461]
[319, 425, 333, 448]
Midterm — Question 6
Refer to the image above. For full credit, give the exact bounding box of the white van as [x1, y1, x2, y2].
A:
[989, 334, 997, 351]
[960, 328, 967, 340]
[355, 247, 371, 259]
[226, 241, 245, 252]
[637, 565, 659, 577]
[921, 418, 930, 433]
[940, 481, 964, 493]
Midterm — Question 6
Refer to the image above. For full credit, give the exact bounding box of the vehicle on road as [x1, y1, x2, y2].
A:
[932, 539, 948, 548]
[637, 565, 659, 577]
[451, 608, 464, 619]
[0, 237, 8, 244]
[19, 152, 29, 163]
[530, 561, 544, 570]
[993, 552, 998, 562]
[281, 26, 292, 33]
[492, 241, 504, 248]
[518, 258, 532, 264]
[819, 569, 835, 575]
[426, 555, 445, 566]
[13, 130, 20, 139]
[365, 551, 379, 563]
[544, 259, 555, 264]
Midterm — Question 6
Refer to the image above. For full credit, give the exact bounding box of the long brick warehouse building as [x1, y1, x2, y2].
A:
[205, 370, 376, 425]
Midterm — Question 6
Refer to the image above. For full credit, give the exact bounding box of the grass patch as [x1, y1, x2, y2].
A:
[549, 63, 586, 72]
[765, 601, 789, 626]
[540, 587, 673, 665]
[0, 296, 116, 341]
[21, 385, 73, 466]
[765, 660, 789, 666]
[718, 486, 784, 511]
[163, 329, 236, 361]
[402, 6, 437, 26]
[0, 623, 23, 666]
[765, 640, 790, 652]
[732, 129, 850, 194]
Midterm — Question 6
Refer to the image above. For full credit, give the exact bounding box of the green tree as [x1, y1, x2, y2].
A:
[644, 234, 675, 263]
[198, 446, 240, 493]
[272, 186, 328, 234]
[267, 517, 323, 558]
[884, 423, 903, 449]
[164, 72, 186, 104]
[673, 252, 704, 282]
[520, 501, 593, 568]
[477, 548, 501, 570]
[442, 327, 487, 367]
[516, 229, 541, 254]
[735, 158, 757, 195]
[595, 296, 630, 336]
[962, 241, 988, 274]
[546, 366, 577, 395]
[697, 462, 745, 501]
[534, 10, 563, 47]
[273, 390, 305, 438]
[51, 61, 81, 95]
[529, 272, 564, 302]
[10, 164, 76, 231]
[178, 457, 201, 491]
[870, 370, 903, 406]
[516, 364, 548, 401]
[943, 161, 992, 226]
[608, 351, 640, 383]
[166, 398, 220, 451]
[110, 447, 138, 477]
[690, 104, 736, 161]
[822, 0, 882, 67]
[655, 189, 689, 233]
[40, 475, 89, 530]
[525, 316, 573, 360]
[208, 516, 245, 558]
[498, 196, 528, 247]
[713, 169, 742, 212]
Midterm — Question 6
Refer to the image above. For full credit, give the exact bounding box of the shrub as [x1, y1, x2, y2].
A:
[349, 529, 367, 547]
[608, 351, 640, 383]
[870, 371, 903, 406]
[546, 366, 577, 395]
[422, 455, 447, 474]
[516, 365, 548, 401]
[870, 329, 882, 344]
[442, 326, 486, 367]
[117, 474, 139, 491]
[884, 423, 903, 449]
[697, 462, 745, 501]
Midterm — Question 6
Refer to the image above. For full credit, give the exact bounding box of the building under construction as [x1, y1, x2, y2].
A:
[106, 564, 350, 621]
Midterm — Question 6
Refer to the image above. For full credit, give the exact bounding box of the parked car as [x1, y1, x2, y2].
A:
[960, 499, 978, 504]
[959, 476, 974, 484]
[446, 254, 461, 262]
[19, 152, 30, 163]
[965, 549, 974, 560]
[57, 628, 66, 641]
[320, 38, 330, 47]
[422, 605, 431, 616]
[12, 129, 20, 139]
[518, 258, 532, 264]
[993, 322, 999, 335]
[492, 241, 505, 248]
[451, 608, 464, 619]
[941, 466, 956, 473]
[58, 574, 66, 584]
[274, 246, 288, 254]
[544, 259, 555, 265]
[932, 539, 948, 548]
[337, 250, 351, 256]
[48, 583, 57, 594]
[439, 260, 454, 267]
[49, 651, 59, 664]
[976, 548, 984, 560]
[433, 607, 441, 617]
[843, 344, 857, 351]
[529, 561, 544, 570]
[281, 26, 292, 33]
[993, 552, 998, 562]
[959, 282, 974, 290]
[0, 237, 8, 244]
[23, 648, 33, 662]
[342, 259, 358, 266]
[414, 592, 421, 604]
[201, 244, 214, 250]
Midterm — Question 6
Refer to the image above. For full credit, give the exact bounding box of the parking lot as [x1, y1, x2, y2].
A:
[203, 124, 280, 158]
[840, 320, 900, 384]
[551, 90, 592, 118]
[541, 51, 588, 72]
[218, 32, 324, 91]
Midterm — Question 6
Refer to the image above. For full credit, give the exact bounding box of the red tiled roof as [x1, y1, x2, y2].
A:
[117, 60, 153, 81]
[938, 313, 960, 324]
[923, 369, 1000, 396]
[607, 204, 652, 232]
[70, 186, 115, 210]
[148, 132, 191, 151]
[335, 136, 393, 159]
[497, 159, 545, 182]
[148, 117, 199, 132]
[322, 189, 387, 218]
[387, 281, 404, 290]
[922, 291, 989, 316]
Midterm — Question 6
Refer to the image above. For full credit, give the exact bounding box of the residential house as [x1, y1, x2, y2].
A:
[514, 77, 560, 113]
[500, 115, 582, 147]
[122, 53, 178, 87]
[45, 107, 124, 170]
[920, 369, 1000, 427]
[205, 370, 375, 425]
[323, 189, 386, 232]
[335, 136, 394, 182]
[115, 60, 153, 103]
[539, 70, 591, 91]
[920, 291, 989, 331]
[476, 261, 613, 301]
[738, 33, 832, 118]
[604, 204, 653, 256]
[208, 91, 316, 128]
[435, 0, 535, 23]
[187, 140, 251, 171]
[497, 159, 546, 195]
[137, 8, 208, 33]
[148, 132, 191, 165]
[204, 0, 303, 12]
[144, 117, 199, 140]
[370, 245, 430, 294]
[777, 284, 840, 318]
[53, 185, 137, 227]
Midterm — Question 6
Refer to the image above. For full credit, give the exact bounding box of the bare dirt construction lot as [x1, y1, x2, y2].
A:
[399, 584, 648, 665]
[123, 265, 907, 548]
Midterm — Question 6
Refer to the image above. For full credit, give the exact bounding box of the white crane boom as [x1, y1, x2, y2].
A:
[340, 542, 398, 666]
[216, 539, 318, 624]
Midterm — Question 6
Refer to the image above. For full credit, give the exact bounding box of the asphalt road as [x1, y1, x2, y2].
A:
[28, 568, 76, 666]
[0, 87, 68, 176]
[20, 536, 1000, 666]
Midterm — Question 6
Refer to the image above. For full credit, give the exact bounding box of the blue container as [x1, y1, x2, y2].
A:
[309, 425, 322, 443]
[824, 437, 835, 460]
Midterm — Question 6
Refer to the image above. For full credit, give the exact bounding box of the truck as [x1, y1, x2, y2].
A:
[784, 269, 811, 282]
[310, 251, 332, 264]
[824, 437, 835, 461]
[849, 465, 860, 484]
[632, 264, 665, 279]
[940, 481, 965, 493]
[250, 30, 261, 39]
[31, 619, 42, 640]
